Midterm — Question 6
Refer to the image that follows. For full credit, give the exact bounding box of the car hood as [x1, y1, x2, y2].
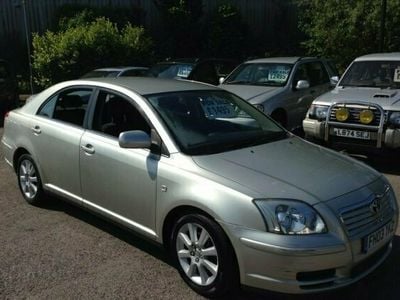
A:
[315, 87, 400, 110]
[192, 137, 380, 205]
[220, 84, 282, 103]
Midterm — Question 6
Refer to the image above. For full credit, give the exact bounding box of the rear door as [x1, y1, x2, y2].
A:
[31, 87, 93, 203]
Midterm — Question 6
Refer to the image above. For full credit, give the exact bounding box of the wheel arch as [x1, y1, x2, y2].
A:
[13, 147, 31, 173]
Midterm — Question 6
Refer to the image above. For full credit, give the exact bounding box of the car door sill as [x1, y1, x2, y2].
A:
[44, 183, 157, 238]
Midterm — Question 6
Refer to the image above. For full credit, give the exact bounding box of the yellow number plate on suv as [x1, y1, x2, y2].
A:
[333, 128, 371, 140]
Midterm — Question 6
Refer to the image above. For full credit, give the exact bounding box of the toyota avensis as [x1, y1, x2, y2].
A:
[1, 78, 398, 297]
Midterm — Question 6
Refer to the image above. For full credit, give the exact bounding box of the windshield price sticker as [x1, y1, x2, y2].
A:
[200, 97, 236, 118]
[394, 68, 400, 82]
[268, 69, 289, 82]
[177, 66, 192, 78]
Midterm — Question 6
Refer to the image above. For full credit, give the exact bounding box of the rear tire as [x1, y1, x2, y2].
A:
[17, 154, 45, 205]
[170, 213, 239, 298]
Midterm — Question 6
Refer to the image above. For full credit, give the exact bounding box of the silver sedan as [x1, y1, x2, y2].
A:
[1, 78, 398, 297]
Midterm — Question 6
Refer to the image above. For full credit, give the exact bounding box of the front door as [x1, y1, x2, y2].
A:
[79, 89, 158, 236]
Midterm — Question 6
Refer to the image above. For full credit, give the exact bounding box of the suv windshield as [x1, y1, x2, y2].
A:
[148, 63, 194, 79]
[340, 61, 400, 89]
[147, 90, 286, 155]
[224, 63, 293, 86]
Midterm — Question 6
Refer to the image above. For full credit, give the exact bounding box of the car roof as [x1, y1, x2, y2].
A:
[355, 52, 400, 61]
[80, 77, 219, 95]
[245, 57, 319, 64]
[92, 66, 148, 72]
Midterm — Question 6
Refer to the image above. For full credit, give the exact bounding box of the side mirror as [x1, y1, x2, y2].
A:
[330, 76, 339, 86]
[119, 130, 151, 149]
[219, 77, 225, 84]
[295, 80, 310, 90]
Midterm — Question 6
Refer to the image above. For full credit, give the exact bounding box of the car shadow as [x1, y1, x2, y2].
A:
[342, 150, 400, 176]
[36, 195, 171, 266]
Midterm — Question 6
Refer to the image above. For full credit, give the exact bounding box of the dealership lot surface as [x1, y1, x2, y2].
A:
[0, 127, 399, 299]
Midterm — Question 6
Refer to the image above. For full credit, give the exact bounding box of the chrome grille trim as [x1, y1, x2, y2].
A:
[339, 192, 394, 239]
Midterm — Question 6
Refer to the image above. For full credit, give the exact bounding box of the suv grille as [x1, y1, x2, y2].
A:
[340, 193, 394, 239]
[329, 106, 384, 126]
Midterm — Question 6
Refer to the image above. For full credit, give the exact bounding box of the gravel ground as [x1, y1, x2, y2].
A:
[0, 127, 399, 299]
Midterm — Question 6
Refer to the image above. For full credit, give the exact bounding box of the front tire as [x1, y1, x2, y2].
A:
[170, 213, 238, 298]
[17, 154, 45, 205]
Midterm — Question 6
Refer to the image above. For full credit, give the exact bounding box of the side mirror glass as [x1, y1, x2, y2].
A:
[295, 80, 310, 90]
[119, 130, 151, 149]
[219, 77, 225, 84]
[330, 76, 339, 86]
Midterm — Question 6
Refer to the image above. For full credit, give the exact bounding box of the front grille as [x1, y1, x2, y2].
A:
[329, 106, 384, 126]
[340, 193, 394, 239]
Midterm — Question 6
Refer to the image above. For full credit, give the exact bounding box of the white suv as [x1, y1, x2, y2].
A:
[303, 53, 400, 150]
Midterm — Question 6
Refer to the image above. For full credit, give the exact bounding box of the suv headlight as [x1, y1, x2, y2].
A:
[254, 199, 327, 234]
[389, 112, 400, 127]
[308, 105, 329, 120]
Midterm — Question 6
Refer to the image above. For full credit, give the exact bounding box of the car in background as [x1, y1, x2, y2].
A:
[147, 58, 238, 85]
[2, 77, 398, 297]
[0, 59, 18, 126]
[81, 66, 149, 78]
[303, 52, 400, 151]
[219, 57, 338, 131]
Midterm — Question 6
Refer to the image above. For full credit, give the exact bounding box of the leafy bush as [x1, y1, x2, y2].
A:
[32, 16, 153, 88]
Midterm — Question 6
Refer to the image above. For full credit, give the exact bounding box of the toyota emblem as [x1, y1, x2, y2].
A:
[370, 198, 382, 214]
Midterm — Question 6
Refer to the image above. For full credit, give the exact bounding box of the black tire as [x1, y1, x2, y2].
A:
[17, 154, 45, 205]
[170, 213, 238, 298]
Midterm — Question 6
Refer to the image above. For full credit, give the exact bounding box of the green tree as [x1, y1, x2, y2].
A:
[297, 0, 400, 70]
[32, 15, 153, 88]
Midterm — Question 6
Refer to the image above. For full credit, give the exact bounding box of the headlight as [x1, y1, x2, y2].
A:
[254, 199, 327, 235]
[254, 104, 264, 112]
[389, 111, 400, 127]
[308, 105, 329, 120]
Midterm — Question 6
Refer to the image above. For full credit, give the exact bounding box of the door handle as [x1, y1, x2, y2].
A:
[81, 144, 95, 155]
[31, 125, 41, 135]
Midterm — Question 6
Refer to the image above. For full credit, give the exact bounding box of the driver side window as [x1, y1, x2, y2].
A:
[91, 90, 151, 138]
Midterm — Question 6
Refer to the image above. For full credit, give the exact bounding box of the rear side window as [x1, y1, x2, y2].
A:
[38, 88, 92, 127]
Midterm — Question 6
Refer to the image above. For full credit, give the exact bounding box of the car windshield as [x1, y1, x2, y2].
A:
[340, 61, 400, 89]
[223, 63, 293, 86]
[147, 63, 194, 79]
[147, 90, 287, 155]
[81, 70, 120, 78]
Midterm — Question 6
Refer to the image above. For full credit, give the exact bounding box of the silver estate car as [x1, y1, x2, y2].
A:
[303, 53, 400, 150]
[1, 78, 398, 297]
[220, 57, 338, 131]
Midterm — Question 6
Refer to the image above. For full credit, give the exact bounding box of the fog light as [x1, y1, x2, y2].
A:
[359, 110, 374, 124]
[336, 107, 349, 122]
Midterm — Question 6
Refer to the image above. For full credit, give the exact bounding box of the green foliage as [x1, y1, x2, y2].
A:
[32, 16, 153, 88]
[205, 2, 247, 58]
[53, 4, 145, 31]
[297, 0, 400, 70]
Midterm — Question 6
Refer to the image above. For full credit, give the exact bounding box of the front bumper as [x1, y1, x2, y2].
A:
[303, 118, 400, 149]
[221, 219, 395, 294]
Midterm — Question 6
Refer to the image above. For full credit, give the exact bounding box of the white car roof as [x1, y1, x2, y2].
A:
[355, 52, 400, 61]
